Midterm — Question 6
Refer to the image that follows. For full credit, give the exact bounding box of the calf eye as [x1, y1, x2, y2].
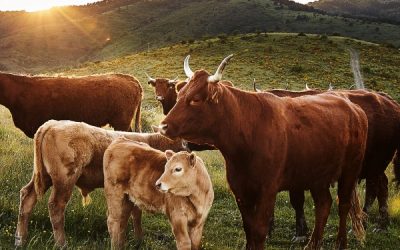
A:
[174, 167, 182, 172]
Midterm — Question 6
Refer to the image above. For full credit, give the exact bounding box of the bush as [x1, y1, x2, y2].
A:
[297, 32, 306, 36]
[290, 64, 305, 73]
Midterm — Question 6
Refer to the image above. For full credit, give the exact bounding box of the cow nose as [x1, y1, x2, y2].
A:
[155, 181, 161, 190]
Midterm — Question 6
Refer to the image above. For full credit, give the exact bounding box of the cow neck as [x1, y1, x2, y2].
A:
[0, 73, 17, 107]
[212, 86, 278, 159]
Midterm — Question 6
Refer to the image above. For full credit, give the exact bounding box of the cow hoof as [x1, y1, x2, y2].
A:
[372, 227, 386, 233]
[291, 236, 307, 243]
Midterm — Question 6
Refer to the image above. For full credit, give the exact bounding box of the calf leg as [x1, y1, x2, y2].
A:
[189, 222, 205, 250]
[106, 191, 133, 249]
[289, 190, 308, 242]
[15, 178, 49, 246]
[304, 187, 332, 250]
[376, 173, 389, 231]
[131, 205, 144, 240]
[169, 213, 191, 250]
[48, 185, 74, 248]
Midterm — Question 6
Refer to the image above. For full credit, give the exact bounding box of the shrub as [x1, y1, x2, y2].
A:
[297, 32, 306, 36]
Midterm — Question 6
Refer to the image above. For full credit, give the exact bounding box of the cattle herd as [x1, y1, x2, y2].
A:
[0, 54, 399, 250]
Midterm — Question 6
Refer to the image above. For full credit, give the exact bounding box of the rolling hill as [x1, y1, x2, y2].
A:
[1, 0, 400, 73]
[310, 0, 400, 23]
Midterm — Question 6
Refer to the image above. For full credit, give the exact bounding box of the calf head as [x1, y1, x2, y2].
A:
[155, 150, 198, 196]
[146, 73, 180, 115]
[159, 55, 233, 145]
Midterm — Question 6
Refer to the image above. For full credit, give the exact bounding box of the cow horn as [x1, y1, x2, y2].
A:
[253, 78, 261, 93]
[184, 55, 194, 79]
[208, 54, 234, 83]
[305, 84, 310, 90]
[328, 83, 334, 91]
[168, 76, 179, 84]
[145, 72, 156, 84]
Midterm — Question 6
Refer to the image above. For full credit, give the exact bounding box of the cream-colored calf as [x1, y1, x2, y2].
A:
[104, 138, 214, 250]
[15, 120, 186, 248]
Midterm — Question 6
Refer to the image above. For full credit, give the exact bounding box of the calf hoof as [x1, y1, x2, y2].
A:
[15, 235, 24, 247]
[292, 235, 308, 243]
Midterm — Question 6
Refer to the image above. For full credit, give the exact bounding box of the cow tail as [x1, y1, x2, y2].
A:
[134, 97, 142, 132]
[33, 120, 54, 199]
[349, 187, 366, 245]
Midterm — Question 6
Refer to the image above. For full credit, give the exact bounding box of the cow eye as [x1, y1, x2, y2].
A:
[174, 167, 182, 172]
[190, 96, 202, 106]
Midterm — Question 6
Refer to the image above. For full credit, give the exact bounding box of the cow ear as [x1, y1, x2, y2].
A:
[207, 84, 222, 104]
[189, 153, 196, 167]
[165, 150, 174, 160]
[152, 125, 159, 133]
[176, 81, 187, 92]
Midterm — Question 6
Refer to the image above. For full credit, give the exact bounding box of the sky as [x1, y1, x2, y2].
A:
[0, 0, 318, 12]
[0, 0, 101, 12]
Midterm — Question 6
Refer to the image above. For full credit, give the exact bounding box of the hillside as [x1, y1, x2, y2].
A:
[310, 0, 400, 23]
[1, 33, 400, 249]
[50, 33, 400, 116]
[1, 0, 400, 73]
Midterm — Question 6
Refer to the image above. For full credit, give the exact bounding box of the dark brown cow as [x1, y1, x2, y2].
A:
[259, 86, 400, 239]
[146, 73, 233, 115]
[0, 73, 142, 137]
[160, 55, 368, 249]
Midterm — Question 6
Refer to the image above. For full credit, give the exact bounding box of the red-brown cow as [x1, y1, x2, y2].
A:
[0, 73, 142, 137]
[258, 86, 400, 239]
[160, 55, 368, 249]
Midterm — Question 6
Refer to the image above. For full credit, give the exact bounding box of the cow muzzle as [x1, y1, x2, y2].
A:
[159, 123, 168, 136]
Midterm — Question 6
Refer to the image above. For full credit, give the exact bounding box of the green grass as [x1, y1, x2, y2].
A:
[1, 33, 400, 249]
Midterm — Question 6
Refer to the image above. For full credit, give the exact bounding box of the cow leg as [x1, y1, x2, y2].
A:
[188, 221, 205, 250]
[289, 190, 308, 242]
[304, 187, 332, 250]
[106, 190, 133, 250]
[169, 212, 191, 250]
[15, 178, 50, 247]
[48, 185, 74, 248]
[131, 205, 144, 240]
[238, 193, 276, 250]
[363, 176, 377, 217]
[376, 173, 389, 231]
[336, 179, 357, 250]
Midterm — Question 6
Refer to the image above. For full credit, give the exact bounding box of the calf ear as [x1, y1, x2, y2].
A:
[165, 150, 174, 160]
[189, 153, 196, 167]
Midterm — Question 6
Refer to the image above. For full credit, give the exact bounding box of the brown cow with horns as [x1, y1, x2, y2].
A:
[160, 55, 368, 249]
[0, 73, 142, 137]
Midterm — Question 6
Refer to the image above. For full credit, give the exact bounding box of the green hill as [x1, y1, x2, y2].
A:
[1, 0, 400, 73]
[310, 0, 400, 23]
[52, 33, 400, 107]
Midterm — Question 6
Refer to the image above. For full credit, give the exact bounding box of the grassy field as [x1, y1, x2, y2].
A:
[1, 33, 400, 249]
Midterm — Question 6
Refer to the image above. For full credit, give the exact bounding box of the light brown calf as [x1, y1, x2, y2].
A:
[15, 120, 186, 248]
[104, 138, 214, 250]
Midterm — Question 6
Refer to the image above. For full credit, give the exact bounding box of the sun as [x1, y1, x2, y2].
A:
[0, 0, 101, 12]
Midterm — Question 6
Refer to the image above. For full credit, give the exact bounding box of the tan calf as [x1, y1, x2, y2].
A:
[15, 120, 186, 248]
[104, 138, 214, 250]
